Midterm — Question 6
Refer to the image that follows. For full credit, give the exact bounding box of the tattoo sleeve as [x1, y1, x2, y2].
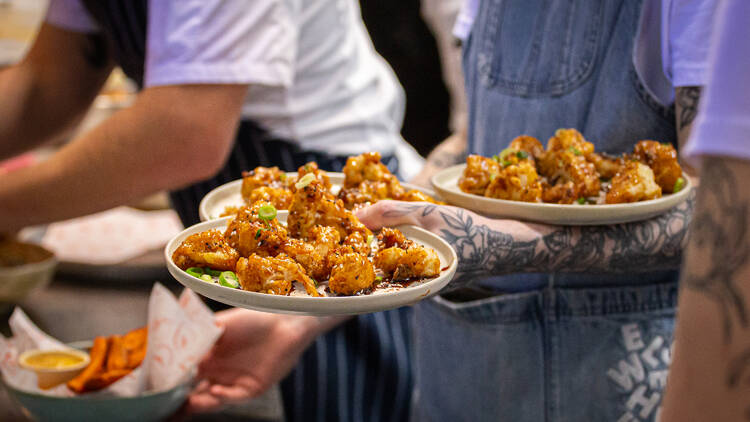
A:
[676, 86, 701, 132]
[382, 193, 694, 289]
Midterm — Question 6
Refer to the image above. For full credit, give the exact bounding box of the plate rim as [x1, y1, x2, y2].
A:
[431, 164, 693, 224]
[164, 217, 458, 315]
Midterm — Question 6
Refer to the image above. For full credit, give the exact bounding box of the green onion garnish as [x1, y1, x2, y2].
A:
[516, 151, 529, 159]
[367, 234, 374, 245]
[295, 173, 315, 189]
[489, 173, 498, 182]
[258, 204, 277, 221]
[499, 148, 515, 160]
[492, 155, 500, 162]
[204, 268, 222, 276]
[219, 271, 240, 288]
[502, 160, 512, 168]
[673, 177, 685, 193]
[200, 274, 213, 282]
[375, 276, 383, 282]
[576, 197, 586, 205]
[186, 267, 204, 278]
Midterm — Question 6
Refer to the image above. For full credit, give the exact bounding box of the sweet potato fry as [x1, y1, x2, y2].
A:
[83, 368, 132, 390]
[106, 335, 128, 371]
[67, 336, 109, 393]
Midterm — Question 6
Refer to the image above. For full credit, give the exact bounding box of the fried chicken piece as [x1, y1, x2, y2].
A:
[374, 228, 440, 281]
[328, 251, 376, 295]
[633, 140, 683, 193]
[282, 226, 341, 281]
[484, 160, 543, 202]
[296, 162, 332, 192]
[287, 179, 372, 242]
[458, 155, 501, 195]
[247, 186, 293, 210]
[338, 152, 406, 208]
[588, 152, 625, 179]
[224, 202, 288, 258]
[241, 166, 289, 199]
[236, 253, 320, 297]
[605, 161, 662, 204]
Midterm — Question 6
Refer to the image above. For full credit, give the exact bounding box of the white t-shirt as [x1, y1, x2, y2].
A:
[683, 0, 750, 163]
[45, 0, 407, 158]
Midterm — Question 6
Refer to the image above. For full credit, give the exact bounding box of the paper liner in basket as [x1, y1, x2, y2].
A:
[0, 282, 223, 396]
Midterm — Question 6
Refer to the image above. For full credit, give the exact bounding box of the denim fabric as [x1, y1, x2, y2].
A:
[413, 1, 680, 420]
[412, 282, 677, 422]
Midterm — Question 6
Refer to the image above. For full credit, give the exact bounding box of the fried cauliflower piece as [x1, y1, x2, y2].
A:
[296, 161, 332, 192]
[341, 231, 371, 256]
[236, 253, 320, 297]
[247, 186, 293, 210]
[588, 153, 624, 179]
[172, 230, 239, 271]
[605, 161, 662, 204]
[224, 202, 288, 258]
[338, 152, 406, 208]
[328, 251, 376, 295]
[539, 149, 600, 203]
[459, 155, 501, 195]
[399, 190, 444, 204]
[633, 140, 683, 193]
[484, 160, 543, 202]
[282, 225, 341, 281]
[509, 135, 545, 161]
[287, 179, 372, 242]
[241, 166, 289, 199]
[374, 228, 440, 281]
[541, 181, 579, 204]
[545, 128, 595, 156]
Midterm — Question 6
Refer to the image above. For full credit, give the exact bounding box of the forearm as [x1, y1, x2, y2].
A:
[0, 26, 112, 160]
[359, 197, 694, 285]
[661, 158, 750, 421]
[408, 129, 467, 187]
[0, 85, 245, 231]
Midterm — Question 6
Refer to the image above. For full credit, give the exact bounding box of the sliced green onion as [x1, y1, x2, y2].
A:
[375, 276, 383, 282]
[255, 229, 262, 239]
[499, 148, 515, 160]
[673, 177, 685, 193]
[200, 274, 213, 282]
[258, 204, 277, 221]
[295, 173, 315, 189]
[367, 234, 374, 245]
[219, 271, 240, 288]
[186, 267, 204, 278]
[516, 151, 529, 159]
[576, 197, 586, 205]
[279, 173, 287, 181]
[568, 147, 582, 156]
[204, 268, 222, 276]
[489, 173, 498, 182]
[492, 155, 500, 162]
[502, 160, 512, 168]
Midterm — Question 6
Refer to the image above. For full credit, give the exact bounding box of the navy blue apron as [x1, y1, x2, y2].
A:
[80, 2, 412, 421]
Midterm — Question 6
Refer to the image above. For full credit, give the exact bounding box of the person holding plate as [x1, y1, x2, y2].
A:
[0, 1, 423, 421]
[356, 0, 717, 420]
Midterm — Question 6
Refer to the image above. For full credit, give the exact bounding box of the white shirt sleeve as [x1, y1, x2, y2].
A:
[45, 0, 99, 33]
[661, 0, 717, 87]
[683, 1, 750, 164]
[145, 0, 297, 88]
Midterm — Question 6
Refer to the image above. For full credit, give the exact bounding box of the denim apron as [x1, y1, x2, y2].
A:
[80, 2, 412, 421]
[412, 1, 678, 421]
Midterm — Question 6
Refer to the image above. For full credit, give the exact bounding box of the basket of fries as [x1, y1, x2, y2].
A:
[0, 283, 223, 422]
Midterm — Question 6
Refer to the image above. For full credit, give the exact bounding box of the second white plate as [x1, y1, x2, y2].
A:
[431, 164, 692, 225]
[199, 173, 438, 221]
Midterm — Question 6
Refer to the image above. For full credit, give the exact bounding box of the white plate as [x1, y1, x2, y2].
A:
[164, 216, 457, 316]
[199, 172, 438, 221]
[431, 164, 692, 225]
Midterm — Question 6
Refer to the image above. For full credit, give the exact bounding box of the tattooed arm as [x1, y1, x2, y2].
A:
[660, 158, 750, 421]
[408, 128, 468, 188]
[675, 86, 702, 176]
[357, 195, 694, 288]
[0, 24, 114, 160]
